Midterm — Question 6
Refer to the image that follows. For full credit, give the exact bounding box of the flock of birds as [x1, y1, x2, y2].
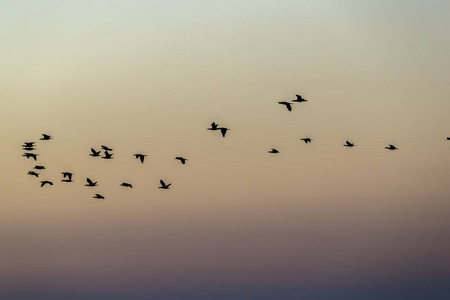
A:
[22, 94, 450, 199]
[22, 136, 180, 199]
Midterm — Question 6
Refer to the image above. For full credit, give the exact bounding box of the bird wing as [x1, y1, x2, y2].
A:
[87, 178, 94, 185]
[160, 180, 165, 187]
[40, 181, 45, 187]
[140, 155, 144, 163]
[286, 103, 292, 111]
[220, 128, 227, 137]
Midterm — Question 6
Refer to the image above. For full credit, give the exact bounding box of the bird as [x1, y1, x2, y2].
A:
[85, 178, 98, 187]
[40, 180, 53, 187]
[23, 142, 35, 147]
[159, 180, 171, 189]
[300, 138, 313, 143]
[134, 154, 147, 164]
[23, 153, 38, 160]
[22, 147, 35, 151]
[61, 172, 73, 181]
[175, 157, 187, 164]
[34, 165, 45, 170]
[28, 171, 39, 177]
[219, 127, 230, 137]
[93, 194, 105, 199]
[385, 144, 398, 150]
[120, 182, 133, 188]
[102, 151, 113, 159]
[292, 94, 308, 102]
[268, 149, 279, 153]
[101, 145, 113, 151]
[207, 122, 219, 131]
[278, 101, 292, 111]
[40, 134, 52, 140]
[343, 141, 355, 147]
[90, 148, 101, 157]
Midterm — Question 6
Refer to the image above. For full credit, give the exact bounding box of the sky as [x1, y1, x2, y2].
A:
[1, 1, 450, 299]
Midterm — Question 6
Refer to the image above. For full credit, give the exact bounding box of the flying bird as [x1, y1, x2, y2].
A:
[278, 101, 292, 111]
[61, 172, 73, 181]
[120, 182, 133, 188]
[207, 122, 219, 131]
[85, 178, 98, 187]
[90, 148, 101, 157]
[292, 94, 308, 102]
[385, 144, 398, 150]
[219, 127, 230, 137]
[23, 153, 38, 160]
[28, 171, 39, 177]
[300, 138, 313, 143]
[34, 165, 45, 170]
[159, 180, 171, 189]
[40, 134, 52, 140]
[23, 142, 35, 147]
[40, 180, 53, 187]
[268, 149, 279, 153]
[134, 154, 147, 164]
[102, 151, 113, 159]
[343, 141, 355, 147]
[93, 194, 105, 199]
[175, 157, 187, 164]
[101, 145, 113, 151]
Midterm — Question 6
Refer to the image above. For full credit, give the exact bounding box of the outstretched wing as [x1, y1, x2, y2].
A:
[160, 180, 165, 187]
[87, 178, 94, 185]
[286, 103, 292, 111]
[220, 128, 227, 137]
[140, 155, 145, 163]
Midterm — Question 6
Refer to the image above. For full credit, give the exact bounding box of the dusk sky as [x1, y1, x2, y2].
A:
[1, 1, 450, 299]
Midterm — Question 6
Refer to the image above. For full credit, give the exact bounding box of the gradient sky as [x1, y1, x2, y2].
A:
[1, 1, 450, 299]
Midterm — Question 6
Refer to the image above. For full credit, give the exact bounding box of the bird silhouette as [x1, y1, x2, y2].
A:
[34, 165, 45, 170]
[268, 149, 279, 153]
[175, 157, 187, 164]
[278, 101, 292, 111]
[61, 172, 73, 181]
[102, 151, 113, 159]
[292, 94, 308, 102]
[90, 148, 101, 157]
[40, 180, 53, 187]
[23, 153, 38, 160]
[207, 122, 219, 131]
[101, 145, 113, 151]
[40, 134, 52, 140]
[120, 182, 133, 188]
[134, 154, 147, 164]
[300, 138, 313, 143]
[93, 194, 105, 199]
[219, 127, 230, 137]
[159, 180, 171, 189]
[85, 178, 98, 187]
[23, 142, 35, 147]
[385, 144, 398, 150]
[28, 171, 39, 177]
[343, 141, 355, 147]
